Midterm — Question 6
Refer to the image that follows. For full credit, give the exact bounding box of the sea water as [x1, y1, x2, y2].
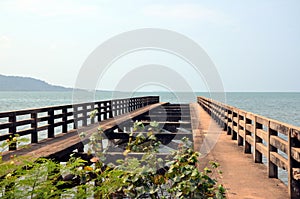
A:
[0, 91, 299, 126]
[0, 91, 299, 185]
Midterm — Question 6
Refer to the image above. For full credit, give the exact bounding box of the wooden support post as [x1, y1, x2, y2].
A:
[62, 108, 68, 133]
[227, 110, 232, 135]
[110, 101, 114, 118]
[244, 117, 252, 154]
[8, 113, 17, 151]
[288, 128, 300, 199]
[237, 113, 243, 146]
[218, 105, 222, 126]
[90, 104, 95, 124]
[120, 100, 124, 115]
[221, 107, 226, 130]
[231, 112, 237, 140]
[74, 106, 78, 129]
[82, 105, 87, 127]
[224, 109, 228, 131]
[129, 99, 132, 112]
[103, 102, 108, 120]
[254, 117, 263, 163]
[96, 103, 101, 122]
[268, 123, 278, 178]
[31, 112, 38, 143]
[48, 109, 55, 138]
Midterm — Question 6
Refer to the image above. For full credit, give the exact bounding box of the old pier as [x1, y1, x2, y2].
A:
[0, 96, 299, 198]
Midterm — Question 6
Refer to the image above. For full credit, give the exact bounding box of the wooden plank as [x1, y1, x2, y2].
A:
[1, 103, 166, 162]
[269, 120, 290, 136]
[291, 147, 300, 163]
[256, 129, 268, 141]
[233, 117, 238, 123]
[238, 110, 246, 117]
[246, 112, 256, 121]
[37, 124, 50, 131]
[103, 132, 193, 141]
[233, 126, 238, 133]
[291, 128, 300, 141]
[15, 119, 34, 126]
[238, 129, 245, 138]
[256, 116, 269, 127]
[139, 121, 191, 125]
[246, 124, 254, 133]
[239, 120, 245, 127]
[0, 122, 12, 129]
[245, 135, 254, 145]
[256, 143, 268, 157]
[270, 152, 288, 170]
[17, 128, 35, 136]
[270, 135, 288, 154]
[36, 116, 50, 122]
[0, 133, 12, 141]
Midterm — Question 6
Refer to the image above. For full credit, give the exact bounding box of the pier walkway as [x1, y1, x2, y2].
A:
[0, 96, 299, 198]
[192, 103, 288, 199]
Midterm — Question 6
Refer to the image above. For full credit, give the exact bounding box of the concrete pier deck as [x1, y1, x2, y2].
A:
[191, 103, 288, 199]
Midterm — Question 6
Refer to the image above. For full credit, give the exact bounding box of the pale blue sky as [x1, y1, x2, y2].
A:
[0, 0, 299, 91]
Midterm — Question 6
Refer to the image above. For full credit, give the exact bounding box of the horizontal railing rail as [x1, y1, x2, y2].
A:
[197, 96, 300, 199]
[0, 96, 159, 150]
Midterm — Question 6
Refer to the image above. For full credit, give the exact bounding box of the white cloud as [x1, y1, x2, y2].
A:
[7, 0, 98, 17]
[142, 3, 233, 25]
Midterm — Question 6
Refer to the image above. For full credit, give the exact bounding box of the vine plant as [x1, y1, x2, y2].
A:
[0, 115, 225, 198]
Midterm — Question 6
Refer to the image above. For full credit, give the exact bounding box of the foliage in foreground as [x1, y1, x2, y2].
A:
[0, 120, 225, 199]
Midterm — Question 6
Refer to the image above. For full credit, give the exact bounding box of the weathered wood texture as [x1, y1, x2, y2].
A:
[1, 100, 164, 163]
[198, 96, 300, 199]
[0, 96, 159, 150]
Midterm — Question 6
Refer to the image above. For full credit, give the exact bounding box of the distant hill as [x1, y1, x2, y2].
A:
[0, 74, 71, 91]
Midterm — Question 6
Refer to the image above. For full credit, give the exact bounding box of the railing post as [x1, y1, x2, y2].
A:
[120, 100, 124, 115]
[73, 106, 78, 129]
[227, 109, 233, 135]
[8, 113, 17, 150]
[103, 102, 108, 120]
[254, 116, 263, 163]
[219, 105, 222, 125]
[288, 128, 300, 198]
[62, 108, 68, 133]
[96, 103, 101, 122]
[231, 112, 237, 140]
[237, 112, 243, 146]
[111, 101, 115, 117]
[244, 117, 252, 154]
[268, 122, 278, 178]
[90, 104, 95, 124]
[224, 108, 228, 131]
[48, 109, 55, 138]
[31, 112, 38, 143]
[82, 105, 87, 126]
[220, 106, 225, 129]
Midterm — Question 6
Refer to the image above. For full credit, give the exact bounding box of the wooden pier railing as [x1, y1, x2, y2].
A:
[197, 96, 300, 199]
[0, 96, 159, 150]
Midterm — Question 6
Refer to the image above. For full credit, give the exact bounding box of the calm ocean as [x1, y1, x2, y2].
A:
[0, 91, 299, 126]
[0, 91, 299, 184]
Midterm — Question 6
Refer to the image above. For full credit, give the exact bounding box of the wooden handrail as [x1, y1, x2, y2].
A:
[197, 96, 300, 199]
[0, 96, 159, 149]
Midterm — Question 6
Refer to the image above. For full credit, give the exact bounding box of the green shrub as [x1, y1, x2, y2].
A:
[0, 122, 225, 199]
